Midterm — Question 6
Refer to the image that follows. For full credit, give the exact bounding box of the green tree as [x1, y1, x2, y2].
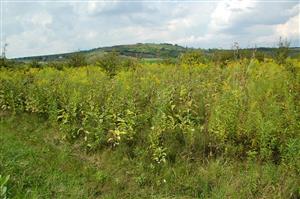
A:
[0, 58, 8, 68]
[212, 50, 234, 65]
[275, 37, 290, 64]
[67, 53, 87, 67]
[96, 51, 121, 76]
[29, 59, 41, 68]
[0, 43, 9, 68]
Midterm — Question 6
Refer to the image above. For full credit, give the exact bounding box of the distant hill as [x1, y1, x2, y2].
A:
[13, 43, 189, 62]
[12, 43, 300, 62]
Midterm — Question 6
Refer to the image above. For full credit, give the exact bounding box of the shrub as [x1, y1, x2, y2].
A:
[274, 37, 290, 65]
[212, 50, 234, 65]
[96, 51, 121, 76]
[96, 52, 140, 76]
[67, 53, 87, 67]
[180, 50, 208, 66]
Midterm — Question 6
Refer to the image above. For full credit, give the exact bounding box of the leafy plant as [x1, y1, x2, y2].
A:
[0, 174, 10, 199]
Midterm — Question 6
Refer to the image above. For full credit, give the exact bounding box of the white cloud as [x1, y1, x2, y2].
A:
[2, 1, 300, 58]
[276, 13, 300, 41]
[210, 0, 256, 32]
[29, 12, 53, 27]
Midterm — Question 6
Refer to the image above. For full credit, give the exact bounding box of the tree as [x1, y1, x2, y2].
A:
[232, 42, 240, 60]
[0, 43, 8, 68]
[28, 59, 41, 68]
[96, 51, 121, 77]
[67, 53, 87, 67]
[275, 37, 290, 64]
[212, 50, 234, 65]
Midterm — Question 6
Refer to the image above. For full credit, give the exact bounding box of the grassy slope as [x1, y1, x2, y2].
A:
[13, 43, 188, 62]
[1, 114, 299, 199]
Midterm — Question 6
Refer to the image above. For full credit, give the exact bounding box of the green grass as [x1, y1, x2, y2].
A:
[1, 114, 299, 198]
[0, 114, 103, 198]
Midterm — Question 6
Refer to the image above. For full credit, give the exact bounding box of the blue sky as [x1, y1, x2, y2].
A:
[1, 0, 300, 58]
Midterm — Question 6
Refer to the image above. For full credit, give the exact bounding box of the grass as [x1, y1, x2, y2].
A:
[1, 114, 299, 198]
[0, 114, 103, 198]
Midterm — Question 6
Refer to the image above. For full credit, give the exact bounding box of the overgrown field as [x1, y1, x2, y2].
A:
[1, 58, 300, 198]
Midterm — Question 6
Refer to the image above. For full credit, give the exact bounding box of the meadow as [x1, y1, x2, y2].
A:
[0, 50, 300, 198]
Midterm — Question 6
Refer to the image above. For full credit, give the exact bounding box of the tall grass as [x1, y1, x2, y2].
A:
[0, 58, 299, 169]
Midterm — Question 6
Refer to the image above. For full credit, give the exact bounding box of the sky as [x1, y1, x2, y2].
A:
[1, 0, 300, 58]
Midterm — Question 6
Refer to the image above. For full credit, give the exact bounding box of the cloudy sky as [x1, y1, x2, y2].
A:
[1, 0, 300, 58]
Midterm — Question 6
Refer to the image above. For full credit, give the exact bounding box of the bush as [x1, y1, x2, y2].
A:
[212, 50, 234, 65]
[28, 59, 42, 68]
[96, 52, 140, 76]
[67, 53, 87, 67]
[180, 51, 208, 66]
[96, 51, 121, 76]
[0, 58, 8, 68]
[0, 58, 22, 68]
[274, 37, 290, 65]
[47, 61, 65, 70]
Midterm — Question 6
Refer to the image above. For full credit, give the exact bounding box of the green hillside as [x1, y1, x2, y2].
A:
[12, 43, 300, 63]
[13, 43, 189, 62]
